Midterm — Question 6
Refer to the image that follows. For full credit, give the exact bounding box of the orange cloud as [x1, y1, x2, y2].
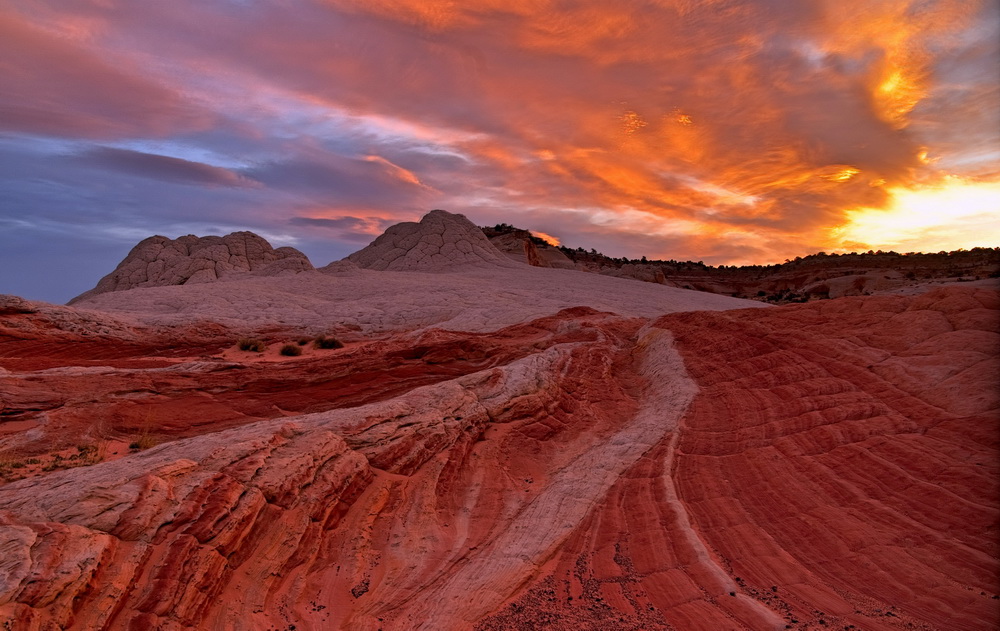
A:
[531, 230, 560, 246]
[364, 155, 429, 188]
[4, 0, 996, 270]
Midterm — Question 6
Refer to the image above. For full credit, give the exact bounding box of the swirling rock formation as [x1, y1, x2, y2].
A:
[0, 283, 996, 630]
[1, 209, 997, 630]
[69, 232, 313, 304]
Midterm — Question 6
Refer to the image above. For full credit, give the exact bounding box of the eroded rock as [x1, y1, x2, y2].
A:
[69, 232, 313, 303]
[0, 259, 996, 630]
[347, 209, 514, 271]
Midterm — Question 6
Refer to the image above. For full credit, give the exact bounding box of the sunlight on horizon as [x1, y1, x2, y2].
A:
[833, 177, 1000, 253]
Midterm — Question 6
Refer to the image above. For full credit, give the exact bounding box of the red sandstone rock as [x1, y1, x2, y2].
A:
[0, 277, 996, 630]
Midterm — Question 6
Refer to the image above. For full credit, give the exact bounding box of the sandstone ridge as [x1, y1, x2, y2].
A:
[0, 287, 996, 630]
[345, 209, 514, 271]
[69, 232, 314, 303]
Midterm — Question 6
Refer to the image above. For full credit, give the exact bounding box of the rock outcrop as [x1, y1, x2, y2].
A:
[486, 230, 576, 269]
[347, 209, 513, 271]
[488, 231, 548, 266]
[69, 232, 313, 303]
[549, 246, 1000, 302]
[0, 295, 36, 316]
[0, 285, 996, 630]
[600, 262, 667, 284]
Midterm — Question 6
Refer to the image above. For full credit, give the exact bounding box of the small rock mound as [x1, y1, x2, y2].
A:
[347, 210, 513, 271]
[70, 232, 313, 303]
[0, 295, 37, 315]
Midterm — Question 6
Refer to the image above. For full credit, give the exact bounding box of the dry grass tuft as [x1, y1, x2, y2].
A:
[237, 338, 266, 352]
[313, 335, 344, 350]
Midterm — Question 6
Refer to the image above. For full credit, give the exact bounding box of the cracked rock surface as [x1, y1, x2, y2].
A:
[347, 209, 515, 271]
[70, 231, 313, 304]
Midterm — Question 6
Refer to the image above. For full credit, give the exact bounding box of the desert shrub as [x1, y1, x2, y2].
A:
[280, 344, 303, 356]
[313, 335, 344, 350]
[297, 337, 311, 346]
[129, 434, 157, 450]
[237, 338, 266, 352]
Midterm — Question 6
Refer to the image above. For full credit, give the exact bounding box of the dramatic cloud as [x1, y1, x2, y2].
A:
[74, 147, 254, 187]
[0, 11, 213, 139]
[1, 0, 997, 301]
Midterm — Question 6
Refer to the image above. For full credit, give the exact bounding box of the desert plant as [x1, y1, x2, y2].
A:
[313, 335, 344, 350]
[129, 434, 157, 451]
[280, 344, 303, 356]
[237, 337, 266, 352]
[297, 337, 311, 346]
[70, 444, 102, 464]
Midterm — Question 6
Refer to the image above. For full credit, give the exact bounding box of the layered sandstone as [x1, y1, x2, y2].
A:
[0, 285, 996, 630]
[0, 210, 996, 630]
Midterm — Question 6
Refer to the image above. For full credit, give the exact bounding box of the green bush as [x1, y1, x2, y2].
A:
[280, 344, 303, 356]
[237, 338, 266, 352]
[313, 335, 344, 350]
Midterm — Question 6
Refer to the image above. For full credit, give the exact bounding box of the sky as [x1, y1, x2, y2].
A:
[1, 0, 998, 303]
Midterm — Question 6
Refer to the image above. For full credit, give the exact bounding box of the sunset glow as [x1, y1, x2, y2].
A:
[835, 178, 1000, 253]
[532, 231, 561, 247]
[0, 0, 997, 301]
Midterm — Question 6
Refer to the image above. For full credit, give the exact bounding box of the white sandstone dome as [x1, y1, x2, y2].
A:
[70, 231, 313, 303]
[345, 209, 515, 271]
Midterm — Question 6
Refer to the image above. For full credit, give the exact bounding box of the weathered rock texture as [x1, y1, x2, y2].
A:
[0, 285, 996, 630]
[486, 230, 575, 269]
[348, 209, 514, 271]
[72, 245, 763, 336]
[69, 232, 313, 304]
